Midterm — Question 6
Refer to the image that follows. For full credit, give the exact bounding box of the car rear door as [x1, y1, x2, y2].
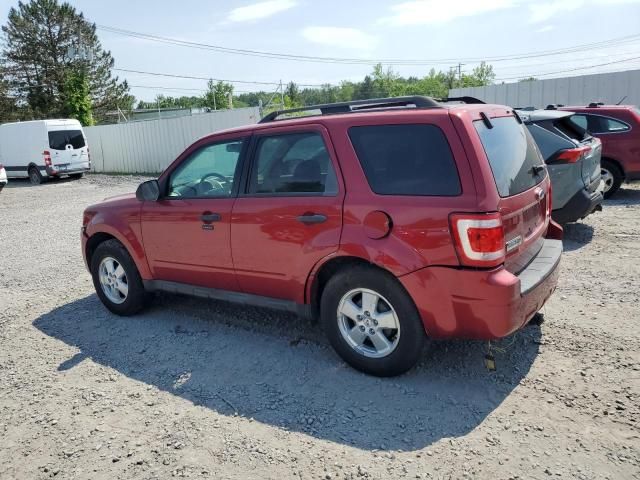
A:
[474, 114, 551, 274]
[47, 125, 89, 172]
[230, 124, 344, 303]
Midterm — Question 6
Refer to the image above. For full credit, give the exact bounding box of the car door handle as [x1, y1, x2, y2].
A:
[297, 213, 327, 224]
[201, 212, 221, 223]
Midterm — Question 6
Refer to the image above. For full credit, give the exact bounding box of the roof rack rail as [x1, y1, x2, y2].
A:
[438, 96, 485, 104]
[545, 104, 565, 110]
[587, 102, 604, 107]
[259, 96, 441, 123]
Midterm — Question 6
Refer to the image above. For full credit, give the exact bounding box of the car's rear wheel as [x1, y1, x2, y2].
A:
[601, 159, 623, 199]
[91, 239, 147, 316]
[70, 173, 84, 179]
[29, 166, 43, 185]
[321, 266, 426, 377]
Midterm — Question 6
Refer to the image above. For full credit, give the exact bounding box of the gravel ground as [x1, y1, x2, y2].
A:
[0, 174, 638, 480]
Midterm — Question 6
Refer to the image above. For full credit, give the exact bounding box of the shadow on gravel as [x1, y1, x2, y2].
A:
[562, 223, 594, 252]
[3, 176, 81, 189]
[604, 186, 640, 207]
[34, 294, 541, 452]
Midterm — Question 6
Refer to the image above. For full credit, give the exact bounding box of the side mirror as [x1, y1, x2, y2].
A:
[136, 180, 160, 202]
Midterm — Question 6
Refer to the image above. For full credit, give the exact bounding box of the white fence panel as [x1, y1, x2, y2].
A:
[85, 107, 260, 173]
[449, 69, 640, 108]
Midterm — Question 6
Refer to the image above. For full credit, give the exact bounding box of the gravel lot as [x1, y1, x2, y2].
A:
[0, 174, 639, 480]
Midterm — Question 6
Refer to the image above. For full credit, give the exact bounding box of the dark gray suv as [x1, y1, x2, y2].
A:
[517, 109, 603, 224]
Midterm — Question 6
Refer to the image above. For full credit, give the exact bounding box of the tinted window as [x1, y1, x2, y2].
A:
[348, 124, 461, 196]
[48, 130, 85, 150]
[168, 140, 243, 198]
[588, 115, 630, 133]
[527, 124, 574, 161]
[569, 114, 588, 130]
[249, 132, 338, 195]
[475, 116, 545, 197]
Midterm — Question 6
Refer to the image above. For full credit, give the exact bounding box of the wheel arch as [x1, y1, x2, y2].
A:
[601, 156, 625, 178]
[306, 255, 415, 319]
[84, 225, 151, 279]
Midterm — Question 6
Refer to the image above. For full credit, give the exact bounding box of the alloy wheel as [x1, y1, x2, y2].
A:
[98, 256, 129, 304]
[601, 167, 614, 193]
[337, 288, 400, 359]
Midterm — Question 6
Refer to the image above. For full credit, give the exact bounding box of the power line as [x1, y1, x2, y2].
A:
[116, 67, 327, 87]
[97, 24, 640, 65]
[494, 55, 640, 82]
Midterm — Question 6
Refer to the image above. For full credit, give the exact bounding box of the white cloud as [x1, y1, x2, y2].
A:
[528, 0, 584, 23]
[535, 25, 555, 33]
[529, 0, 640, 23]
[226, 0, 297, 23]
[301, 27, 378, 50]
[380, 0, 516, 26]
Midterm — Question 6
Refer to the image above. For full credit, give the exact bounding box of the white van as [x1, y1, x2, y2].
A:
[0, 119, 91, 185]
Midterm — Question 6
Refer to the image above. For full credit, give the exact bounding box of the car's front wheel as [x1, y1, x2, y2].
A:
[90, 239, 147, 316]
[321, 266, 426, 377]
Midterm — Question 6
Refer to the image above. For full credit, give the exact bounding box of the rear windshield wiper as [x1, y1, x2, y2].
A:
[530, 165, 545, 176]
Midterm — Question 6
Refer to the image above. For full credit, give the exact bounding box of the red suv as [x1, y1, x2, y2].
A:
[556, 104, 640, 198]
[82, 97, 563, 376]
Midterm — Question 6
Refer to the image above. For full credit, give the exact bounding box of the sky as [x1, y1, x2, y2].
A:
[1, 0, 639, 103]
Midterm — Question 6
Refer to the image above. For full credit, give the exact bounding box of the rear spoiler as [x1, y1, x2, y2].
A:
[438, 96, 486, 104]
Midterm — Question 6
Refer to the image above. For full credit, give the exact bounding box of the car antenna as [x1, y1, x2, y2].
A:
[616, 95, 627, 105]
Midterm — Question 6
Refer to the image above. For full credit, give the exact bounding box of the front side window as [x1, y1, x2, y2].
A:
[48, 130, 85, 150]
[168, 139, 244, 198]
[348, 124, 461, 196]
[248, 132, 338, 195]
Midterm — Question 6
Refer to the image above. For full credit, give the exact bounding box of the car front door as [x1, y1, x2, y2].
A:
[140, 135, 248, 291]
[231, 125, 344, 303]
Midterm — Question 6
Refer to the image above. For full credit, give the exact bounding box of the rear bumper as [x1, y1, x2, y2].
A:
[47, 163, 91, 176]
[400, 238, 562, 340]
[552, 187, 603, 224]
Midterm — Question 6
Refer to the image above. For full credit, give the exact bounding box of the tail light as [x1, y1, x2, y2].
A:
[43, 150, 52, 167]
[450, 212, 505, 268]
[0, 163, 4, 170]
[551, 145, 591, 164]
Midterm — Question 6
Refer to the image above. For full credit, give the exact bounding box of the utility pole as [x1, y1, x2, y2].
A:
[279, 80, 285, 108]
[457, 63, 465, 82]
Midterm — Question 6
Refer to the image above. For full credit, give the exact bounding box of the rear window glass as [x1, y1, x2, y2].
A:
[474, 116, 545, 197]
[526, 124, 574, 162]
[348, 124, 461, 196]
[48, 130, 85, 150]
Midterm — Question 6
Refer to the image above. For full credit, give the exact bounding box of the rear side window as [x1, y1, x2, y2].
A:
[475, 116, 545, 197]
[588, 115, 630, 133]
[48, 130, 85, 150]
[249, 132, 338, 195]
[348, 124, 461, 196]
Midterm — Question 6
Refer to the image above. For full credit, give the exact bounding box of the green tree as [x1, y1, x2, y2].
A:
[61, 69, 93, 125]
[2, 0, 132, 123]
[204, 79, 234, 110]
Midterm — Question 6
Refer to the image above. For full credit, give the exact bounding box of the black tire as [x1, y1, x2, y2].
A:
[28, 166, 43, 185]
[69, 173, 84, 180]
[321, 265, 426, 377]
[90, 239, 147, 316]
[601, 159, 623, 199]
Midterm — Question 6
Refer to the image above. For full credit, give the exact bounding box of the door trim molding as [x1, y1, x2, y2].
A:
[143, 279, 315, 319]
